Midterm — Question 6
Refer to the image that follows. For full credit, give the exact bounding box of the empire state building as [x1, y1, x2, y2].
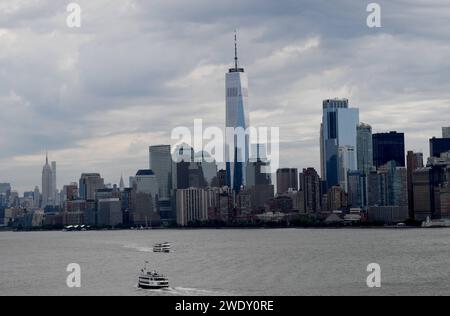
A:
[41, 153, 53, 208]
[225, 32, 250, 193]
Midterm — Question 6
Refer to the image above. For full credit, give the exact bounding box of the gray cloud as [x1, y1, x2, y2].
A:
[0, 0, 449, 192]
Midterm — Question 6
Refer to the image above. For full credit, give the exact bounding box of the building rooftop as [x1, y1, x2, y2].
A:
[136, 169, 155, 176]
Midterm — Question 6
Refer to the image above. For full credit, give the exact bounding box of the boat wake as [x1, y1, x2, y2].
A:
[170, 287, 233, 296]
[135, 285, 233, 296]
[123, 244, 153, 253]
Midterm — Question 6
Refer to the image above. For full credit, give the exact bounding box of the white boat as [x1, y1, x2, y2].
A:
[138, 263, 169, 289]
[422, 216, 450, 228]
[153, 242, 171, 253]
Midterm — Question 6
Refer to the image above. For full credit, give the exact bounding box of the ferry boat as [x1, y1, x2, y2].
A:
[422, 217, 450, 228]
[153, 242, 171, 253]
[138, 263, 170, 289]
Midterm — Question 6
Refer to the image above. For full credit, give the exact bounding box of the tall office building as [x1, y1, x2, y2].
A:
[373, 132, 405, 168]
[79, 173, 105, 201]
[172, 144, 217, 190]
[443, 127, 450, 138]
[347, 171, 366, 208]
[149, 145, 172, 199]
[440, 188, 450, 219]
[367, 161, 408, 223]
[176, 188, 209, 226]
[246, 161, 272, 188]
[354, 123, 373, 208]
[51, 161, 57, 204]
[246, 144, 271, 188]
[407, 151, 424, 219]
[357, 123, 373, 175]
[0, 183, 11, 194]
[326, 185, 348, 212]
[412, 167, 434, 221]
[0, 184, 11, 208]
[194, 151, 218, 187]
[368, 161, 408, 208]
[320, 98, 359, 189]
[299, 168, 322, 214]
[129, 170, 160, 226]
[33, 186, 40, 208]
[391, 166, 408, 209]
[429, 137, 450, 158]
[338, 145, 357, 192]
[132, 169, 159, 211]
[119, 176, 125, 191]
[62, 183, 78, 203]
[41, 153, 53, 208]
[150, 145, 174, 221]
[225, 32, 250, 193]
[211, 169, 228, 188]
[97, 198, 122, 227]
[175, 161, 190, 190]
[173, 143, 194, 190]
[276, 168, 298, 194]
[187, 163, 208, 188]
[412, 153, 450, 220]
[320, 123, 324, 185]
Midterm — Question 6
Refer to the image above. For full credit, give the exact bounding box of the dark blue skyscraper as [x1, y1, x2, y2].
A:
[430, 137, 450, 158]
[372, 132, 405, 168]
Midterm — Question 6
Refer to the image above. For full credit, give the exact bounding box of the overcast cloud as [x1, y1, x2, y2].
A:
[1, 0, 450, 193]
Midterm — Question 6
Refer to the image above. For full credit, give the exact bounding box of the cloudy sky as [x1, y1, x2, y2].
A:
[1, 0, 450, 193]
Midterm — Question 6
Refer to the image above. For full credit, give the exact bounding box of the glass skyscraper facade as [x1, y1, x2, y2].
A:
[79, 173, 104, 201]
[276, 168, 298, 194]
[338, 145, 356, 192]
[149, 145, 172, 199]
[443, 127, 450, 139]
[407, 151, 424, 219]
[320, 99, 359, 189]
[149, 145, 173, 221]
[372, 132, 405, 168]
[347, 170, 366, 208]
[430, 137, 450, 158]
[225, 35, 250, 193]
[357, 123, 373, 175]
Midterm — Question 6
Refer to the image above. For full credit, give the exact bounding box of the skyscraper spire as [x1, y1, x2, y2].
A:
[42, 151, 53, 208]
[234, 30, 238, 70]
[119, 174, 125, 191]
[226, 29, 249, 194]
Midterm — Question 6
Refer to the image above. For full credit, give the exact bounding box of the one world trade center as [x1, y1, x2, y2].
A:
[225, 32, 250, 193]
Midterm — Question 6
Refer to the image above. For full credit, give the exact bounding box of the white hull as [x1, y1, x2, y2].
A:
[138, 276, 169, 289]
[153, 243, 171, 253]
[422, 217, 450, 228]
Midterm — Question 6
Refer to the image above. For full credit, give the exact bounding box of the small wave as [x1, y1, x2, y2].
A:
[134, 287, 169, 297]
[123, 244, 153, 253]
[134, 284, 233, 296]
[171, 287, 233, 296]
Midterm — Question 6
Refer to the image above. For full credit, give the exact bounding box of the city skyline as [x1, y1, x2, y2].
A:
[6, 102, 449, 197]
[1, 1, 450, 193]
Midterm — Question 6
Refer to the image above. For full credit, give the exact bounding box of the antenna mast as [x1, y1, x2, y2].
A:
[234, 30, 238, 70]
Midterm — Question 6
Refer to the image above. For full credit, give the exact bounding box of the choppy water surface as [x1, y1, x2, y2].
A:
[1, 228, 449, 296]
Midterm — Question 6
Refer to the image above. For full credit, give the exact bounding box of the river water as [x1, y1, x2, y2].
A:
[1, 228, 449, 296]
